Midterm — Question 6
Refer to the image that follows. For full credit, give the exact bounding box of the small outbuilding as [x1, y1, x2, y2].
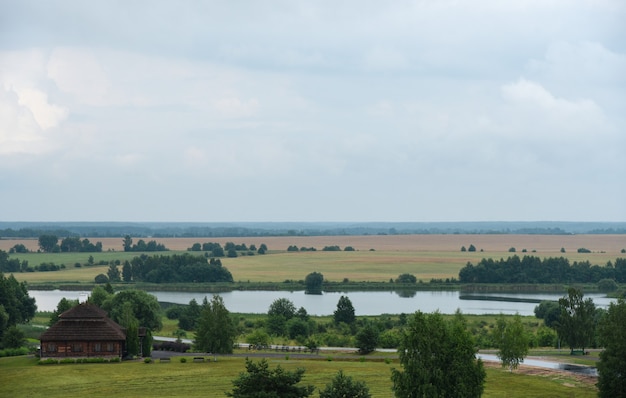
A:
[39, 303, 126, 359]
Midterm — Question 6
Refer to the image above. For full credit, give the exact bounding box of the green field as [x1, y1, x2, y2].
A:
[0, 355, 597, 398]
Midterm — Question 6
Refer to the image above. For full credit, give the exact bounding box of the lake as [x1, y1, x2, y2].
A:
[29, 289, 616, 316]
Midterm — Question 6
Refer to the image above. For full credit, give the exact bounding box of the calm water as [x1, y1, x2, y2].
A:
[29, 289, 615, 316]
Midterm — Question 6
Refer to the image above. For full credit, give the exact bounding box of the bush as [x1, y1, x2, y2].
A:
[0, 347, 29, 357]
[144, 357, 152, 364]
[38, 358, 58, 365]
[94, 274, 109, 283]
[598, 279, 618, 292]
[577, 248, 591, 253]
[180, 357, 187, 363]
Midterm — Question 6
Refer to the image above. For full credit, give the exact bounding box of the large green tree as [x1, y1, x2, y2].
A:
[556, 287, 596, 354]
[0, 273, 37, 338]
[226, 358, 314, 398]
[102, 290, 162, 332]
[319, 370, 371, 398]
[355, 322, 379, 355]
[195, 295, 236, 354]
[391, 311, 485, 398]
[38, 234, 59, 252]
[494, 313, 529, 371]
[49, 298, 79, 326]
[597, 298, 626, 398]
[334, 295, 355, 325]
[267, 298, 297, 335]
[304, 272, 324, 294]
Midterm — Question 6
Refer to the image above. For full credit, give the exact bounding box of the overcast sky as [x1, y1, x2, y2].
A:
[1, 1, 624, 223]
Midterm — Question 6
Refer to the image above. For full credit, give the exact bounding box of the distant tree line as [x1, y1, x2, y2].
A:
[123, 253, 233, 283]
[4, 221, 625, 238]
[187, 242, 268, 257]
[287, 245, 355, 252]
[459, 255, 626, 284]
[36, 235, 103, 253]
[122, 235, 168, 252]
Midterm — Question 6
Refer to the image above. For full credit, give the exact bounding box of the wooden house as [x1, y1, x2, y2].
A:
[39, 303, 126, 359]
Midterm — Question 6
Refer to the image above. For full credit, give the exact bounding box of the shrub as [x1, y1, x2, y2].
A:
[38, 358, 58, 365]
[144, 357, 152, 364]
[0, 347, 29, 357]
[180, 357, 187, 363]
[598, 279, 618, 292]
[577, 248, 591, 253]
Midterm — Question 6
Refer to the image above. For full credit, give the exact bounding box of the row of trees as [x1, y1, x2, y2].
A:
[37, 234, 103, 253]
[287, 245, 356, 252]
[122, 236, 168, 252]
[99, 254, 234, 284]
[188, 242, 268, 257]
[459, 255, 626, 284]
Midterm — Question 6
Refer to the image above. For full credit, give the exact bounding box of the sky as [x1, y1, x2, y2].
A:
[1, 1, 624, 223]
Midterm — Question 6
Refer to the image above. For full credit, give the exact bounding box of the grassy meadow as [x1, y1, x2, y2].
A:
[0, 354, 598, 398]
[4, 234, 625, 285]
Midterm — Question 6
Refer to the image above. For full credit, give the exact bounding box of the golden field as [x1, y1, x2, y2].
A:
[2, 234, 624, 284]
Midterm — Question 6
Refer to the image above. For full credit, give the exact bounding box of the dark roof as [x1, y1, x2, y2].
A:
[40, 303, 126, 342]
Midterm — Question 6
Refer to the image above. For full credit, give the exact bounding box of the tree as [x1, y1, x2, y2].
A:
[556, 287, 596, 354]
[107, 263, 121, 282]
[226, 358, 314, 398]
[38, 234, 58, 252]
[391, 311, 485, 398]
[178, 298, 201, 331]
[534, 301, 560, 328]
[195, 295, 236, 354]
[494, 313, 529, 371]
[118, 301, 140, 357]
[89, 285, 113, 307]
[123, 235, 133, 252]
[122, 261, 132, 282]
[468, 244, 476, 252]
[49, 298, 78, 326]
[268, 298, 297, 320]
[102, 289, 162, 332]
[597, 299, 626, 397]
[395, 273, 417, 284]
[0, 273, 37, 340]
[304, 272, 324, 294]
[1, 326, 25, 349]
[355, 322, 379, 355]
[319, 370, 371, 398]
[334, 296, 355, 325]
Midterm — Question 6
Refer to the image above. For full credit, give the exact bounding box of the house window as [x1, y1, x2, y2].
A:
[46, 343, 57, 352]
[94, 343, 102, 352]
[72, 343, 83, 352]
[106, 343, 115, 352]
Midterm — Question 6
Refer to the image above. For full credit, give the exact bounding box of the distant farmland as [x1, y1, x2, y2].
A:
[3, 235, 624, 284]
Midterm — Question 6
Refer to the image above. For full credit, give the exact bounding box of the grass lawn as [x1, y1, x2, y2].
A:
[0, 355, 598, 398]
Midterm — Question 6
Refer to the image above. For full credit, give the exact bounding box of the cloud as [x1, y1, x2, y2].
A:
[0, 50, 68, 155]
[47, 47, 110, 106]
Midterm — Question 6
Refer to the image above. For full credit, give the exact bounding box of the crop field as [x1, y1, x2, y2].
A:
[3, 234, 625, 284]
[0, 355, 598, 398]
